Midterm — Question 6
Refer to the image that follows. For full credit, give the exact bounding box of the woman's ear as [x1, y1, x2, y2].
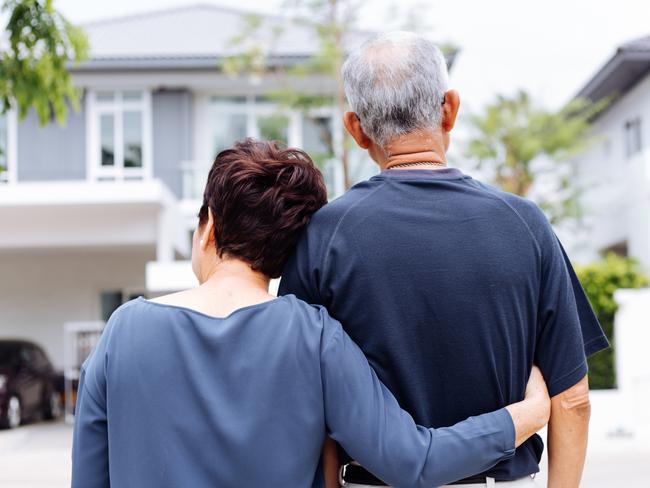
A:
[200, 208, 216, 251]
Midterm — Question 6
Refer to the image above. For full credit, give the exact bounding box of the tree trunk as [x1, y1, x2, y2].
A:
[330, 0, 352, 190]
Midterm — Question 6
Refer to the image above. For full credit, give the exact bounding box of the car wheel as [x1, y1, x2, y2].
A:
[43, 390, 62, 420]
[6, 396, 21, 429]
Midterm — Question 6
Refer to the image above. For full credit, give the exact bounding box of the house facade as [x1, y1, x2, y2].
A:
[565, 35, 650, 272]
[0, 4, 377, 368]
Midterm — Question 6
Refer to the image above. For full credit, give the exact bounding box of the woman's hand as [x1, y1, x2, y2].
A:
[505, 365, 551, 447]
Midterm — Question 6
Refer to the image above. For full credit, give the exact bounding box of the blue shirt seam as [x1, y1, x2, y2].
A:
[79, 366, 106, 408]
[321, 182, 388, 292]
[474, 190, 543, 258]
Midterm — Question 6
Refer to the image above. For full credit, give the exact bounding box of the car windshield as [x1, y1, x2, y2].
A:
[0, 343, 18, 366]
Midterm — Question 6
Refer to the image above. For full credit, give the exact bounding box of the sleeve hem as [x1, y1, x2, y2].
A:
[584, 335, 610, 357]
[496, 407, 517, 457]
[547, 360, 588, 397]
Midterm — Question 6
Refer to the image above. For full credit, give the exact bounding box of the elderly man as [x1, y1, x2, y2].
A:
[280, 31, 608, 487]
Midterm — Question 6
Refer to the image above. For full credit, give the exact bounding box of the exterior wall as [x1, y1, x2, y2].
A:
[16, 98, 87, 182]
[565, 72, 650, 271]
[588, 288, 650, 441]
[152, 89, 193, 198]
[0, 248, 154, 369]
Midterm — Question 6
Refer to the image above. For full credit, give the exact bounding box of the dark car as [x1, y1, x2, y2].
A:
[0, 340, 63, 429]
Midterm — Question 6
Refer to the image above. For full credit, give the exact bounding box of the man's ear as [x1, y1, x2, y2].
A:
[343, 112, 372, 149]
[441, 89, 460, 133]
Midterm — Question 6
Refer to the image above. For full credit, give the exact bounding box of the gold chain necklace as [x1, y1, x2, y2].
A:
[388, 161, 447, 169]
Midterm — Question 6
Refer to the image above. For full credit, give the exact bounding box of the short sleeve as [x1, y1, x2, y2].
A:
[557, 242, 610, 357]
[535, 228, 609, 397]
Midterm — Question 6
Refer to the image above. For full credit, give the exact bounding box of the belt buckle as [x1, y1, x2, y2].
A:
[338, 463, 350, 487]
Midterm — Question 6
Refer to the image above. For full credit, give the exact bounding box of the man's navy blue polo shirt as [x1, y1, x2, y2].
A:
[279, 168, 609, 481]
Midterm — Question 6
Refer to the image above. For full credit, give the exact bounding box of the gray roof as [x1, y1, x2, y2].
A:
[75, 3, 369, 71]
[575, 34, 650, 112]
[619, 35, 650, 52]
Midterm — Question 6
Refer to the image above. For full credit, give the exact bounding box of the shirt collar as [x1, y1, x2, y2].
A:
[374, 167, 466, 180]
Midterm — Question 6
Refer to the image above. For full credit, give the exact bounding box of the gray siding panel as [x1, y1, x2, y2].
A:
[152, 90, 193, 198]
[17, 100, 86, 181]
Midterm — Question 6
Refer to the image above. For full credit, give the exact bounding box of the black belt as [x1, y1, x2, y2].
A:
[339, 464, 493, 486]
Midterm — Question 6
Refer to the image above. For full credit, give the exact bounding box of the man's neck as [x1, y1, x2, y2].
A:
[378, 131, 447, 171]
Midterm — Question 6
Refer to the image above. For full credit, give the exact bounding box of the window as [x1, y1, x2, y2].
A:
[258, 114, 289, 144]
[212, 99, 248, 154]
[184, 97, 302, 200]
[19, 346, 36, 366]
[100, 289, 143, 322]
[209, 97, 292, 155]
[31, 346, 50, 370]
[88, 90, 151, 181]
[186, 97, 352, 200]
[302, 115, 341, 194]
[624, 118, 642, 158]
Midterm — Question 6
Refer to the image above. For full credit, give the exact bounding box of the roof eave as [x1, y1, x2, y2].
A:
[573, 50, 650, 120]
[69, 55, 312, 72]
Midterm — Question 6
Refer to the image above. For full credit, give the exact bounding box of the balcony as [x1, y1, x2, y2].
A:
[0, 179, 189, 259]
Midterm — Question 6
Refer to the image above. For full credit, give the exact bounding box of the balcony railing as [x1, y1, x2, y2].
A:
[179, 153, 377, 202]
[180, 161, 212, 201]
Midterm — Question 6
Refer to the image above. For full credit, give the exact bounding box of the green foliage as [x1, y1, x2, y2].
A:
[466, 90, 607, 224]
[222, 13, 270, 78]
[223, 0, 356, 188]
[575, 254, 648, 389]
[0, 0, 88, 125]
[257, 114, 289, 143]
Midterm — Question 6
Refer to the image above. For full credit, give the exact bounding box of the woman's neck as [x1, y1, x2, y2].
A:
[201, 259, 271, 294]
[152, 259, 274, 318]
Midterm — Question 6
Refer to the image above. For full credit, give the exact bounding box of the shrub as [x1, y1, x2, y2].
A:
[575, 254, 648, 389]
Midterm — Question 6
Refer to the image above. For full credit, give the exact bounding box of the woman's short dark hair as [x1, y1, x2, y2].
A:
[198, 138, 328, 278]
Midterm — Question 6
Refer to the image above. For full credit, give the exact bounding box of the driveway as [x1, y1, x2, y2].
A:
[0, 421, 649, 487]
[0, 421, 72, 488]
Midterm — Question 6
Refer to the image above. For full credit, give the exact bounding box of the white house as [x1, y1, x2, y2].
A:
[0, 4, 381, 369]
[563, 35, 650, 442]
[566, 35, 650, 272]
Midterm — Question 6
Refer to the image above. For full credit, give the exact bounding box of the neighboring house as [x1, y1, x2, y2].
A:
[566, 35, 650, 272]
[0, 4, 380, 368]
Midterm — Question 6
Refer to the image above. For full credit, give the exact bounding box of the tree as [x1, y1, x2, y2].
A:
[224, 0, 456, 192]
[465, 90, 606, 224]
[223, 0, 358, 190]
[0, 0, 88, 125]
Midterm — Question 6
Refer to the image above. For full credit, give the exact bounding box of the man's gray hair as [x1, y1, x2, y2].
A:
[342, 31, 449, 147]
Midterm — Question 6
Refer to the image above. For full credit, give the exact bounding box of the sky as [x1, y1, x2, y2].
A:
[51, 0, 650, 115]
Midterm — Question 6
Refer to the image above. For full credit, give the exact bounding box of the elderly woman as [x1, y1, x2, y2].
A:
[71, 139, 549, 488]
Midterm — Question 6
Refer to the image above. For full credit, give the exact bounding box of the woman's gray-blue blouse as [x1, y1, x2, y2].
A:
[72, 295, 515, 487]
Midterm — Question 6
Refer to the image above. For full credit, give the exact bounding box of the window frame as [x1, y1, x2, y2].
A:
[208, 96, 304, 152]
[623, 117, 643, 159]
[0, 109, 18, 184]
[86, 89, 153, 182]
[187, 94, 346, 200]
